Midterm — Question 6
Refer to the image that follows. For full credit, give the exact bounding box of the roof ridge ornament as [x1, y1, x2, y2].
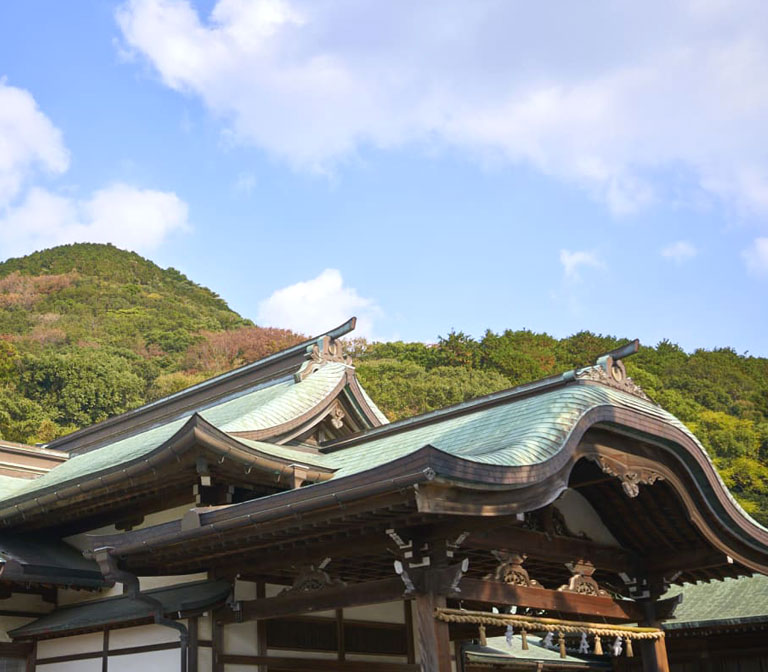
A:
[573, 339, 652, 402]
[295, 335, 351, 381]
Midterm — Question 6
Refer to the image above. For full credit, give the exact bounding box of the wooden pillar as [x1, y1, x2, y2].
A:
[212, 612, 224, 672]
[256, 581, 268, 672]
[188, 617, 198, 672]
[336, 608, 346, 663]
[404, 599, 415, 665]
[414, 592, 451, 672]
[26, 641, 36, 672]
[640, 637, 670, 672]
[102, 629, 109, 672]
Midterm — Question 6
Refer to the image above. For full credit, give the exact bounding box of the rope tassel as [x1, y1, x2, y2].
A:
[626, 637, 634, 658]
[594, 635, 603, 655]
[559, 632, 566, 659]
[478, 624, 487, 647]
[521, 628, 528, 650]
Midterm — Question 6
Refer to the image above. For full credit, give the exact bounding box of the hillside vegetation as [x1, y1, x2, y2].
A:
[0, 244, 765, 524]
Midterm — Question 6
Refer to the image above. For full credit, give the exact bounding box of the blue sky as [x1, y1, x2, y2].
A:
[1, 1, 767, 354]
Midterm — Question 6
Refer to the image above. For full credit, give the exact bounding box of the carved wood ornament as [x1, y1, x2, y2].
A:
[486, 551, 542, 588]
[558, 560, 608, 597]
[280, 558, 345, 595]
[591, 455, 664, 498]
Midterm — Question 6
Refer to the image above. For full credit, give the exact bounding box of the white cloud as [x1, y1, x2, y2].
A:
[0, 185, 189, 259]
[661, 240, 698, 263]
[116, 0, 768, 215]
[257, 268, 380, 338]
[0, 81, 188, 260]
[559, 250, 605, 280]
[743, 237, 768, 276]
[0, 81, 69, 208]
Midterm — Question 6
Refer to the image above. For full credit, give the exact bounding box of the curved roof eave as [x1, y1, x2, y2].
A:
[0, 413, 337, 526]
[84, 383, 768, 575]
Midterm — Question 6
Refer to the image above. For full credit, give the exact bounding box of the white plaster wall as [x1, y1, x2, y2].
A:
[108, 623, 179, 648]
[197, 611, 212, 640]
[223, 620, 258, 655]
[344, 599, 405, 623]
[39, 660, 100, 672]
[57, 585, 120, 606]
[555, 488, 621, 546]
[37, 631, 102, 658]
[198, 646, 212, 670]
[139, 573, 208, 590]
[108, 648, 180, 672]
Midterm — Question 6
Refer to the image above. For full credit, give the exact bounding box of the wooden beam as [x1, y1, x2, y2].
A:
[224, 577, 406, 623]
[466, 526, 637, 574]
[454, 578, 643, 622]
[219, 655, 419, 671]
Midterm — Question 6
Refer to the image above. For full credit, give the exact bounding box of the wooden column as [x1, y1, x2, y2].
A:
[256, 582, 267, 672]
[639, 589, 671, 672]
[404, 600, 415, 665]
[640, 637, 670, 672]
[102, 629, 109, 672]
[212, 612, 224, 672]
[414, 593, 451, 672]
[26, 641, 36, 672]
[188, 617, 198, 672]
[336, 609, 346, 663]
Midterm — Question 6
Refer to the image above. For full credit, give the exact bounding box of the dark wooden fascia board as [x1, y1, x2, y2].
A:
[48, 318, 357, 456]
[343, 371, 388, 428]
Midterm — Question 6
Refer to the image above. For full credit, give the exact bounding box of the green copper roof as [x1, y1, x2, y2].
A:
[466, 636, 610, 667]
[0, 475, 28, 500]
[325, 382, 696, 478]
[664, 574, 768, 630]
[0, 364, 349, 505]
[215, 363, 347, 432]
[9, 579, 231, 639]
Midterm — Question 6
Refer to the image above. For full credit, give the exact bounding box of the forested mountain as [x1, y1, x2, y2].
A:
[0, 244, 766, 524]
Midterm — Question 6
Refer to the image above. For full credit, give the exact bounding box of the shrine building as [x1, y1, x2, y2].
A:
[0, 318, 765, 672]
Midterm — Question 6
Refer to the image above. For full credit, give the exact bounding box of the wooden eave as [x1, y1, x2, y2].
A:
[0, 414, 336, 531]
[85, 397, 768, 583]
[46, 319, 359, 456]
